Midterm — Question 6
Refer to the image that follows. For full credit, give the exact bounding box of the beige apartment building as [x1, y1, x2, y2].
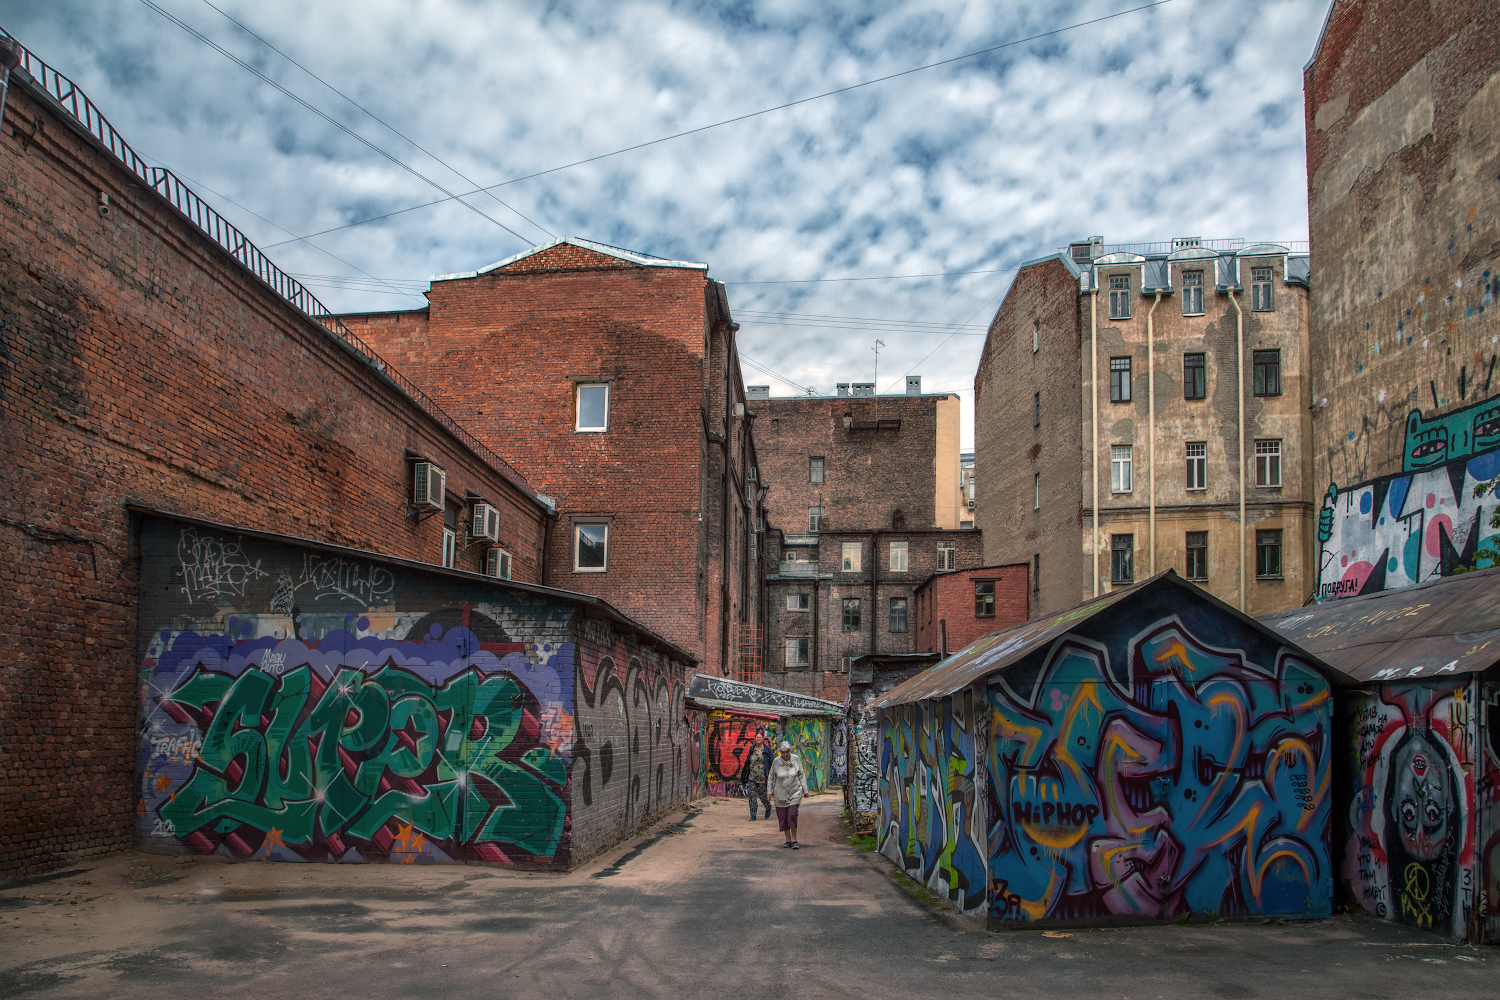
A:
[974, 237, 1314, 617]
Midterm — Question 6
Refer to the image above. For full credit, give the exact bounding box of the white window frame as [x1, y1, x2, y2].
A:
[1033, 472, 1041, 510]
[1254, 439, 1283, 488]
[573, 521, 610, 572]
[809, 456, 824, 483]
[574, 382, 610, 432]
[1032, 320, 1040, 353]
[785, 637, 810, 667]
[889, 540, 908, 572]
[786, 593, 810, 610]
[1181, 269, 1204, 316]
[1111, 445, 1133, 493]
[808, 507, 822, 533]
[442, 527, 457, 568]
[936, 541, 957, 572]
[841, 541, 862, 573]
[889, 598, 908, 633]
[1109, 274, 1131, 319]
[1251, 267, 1275, 312]
[1186, 442, 1207, 491]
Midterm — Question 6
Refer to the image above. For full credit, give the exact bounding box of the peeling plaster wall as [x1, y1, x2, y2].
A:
[1306, 0, 1500, 600]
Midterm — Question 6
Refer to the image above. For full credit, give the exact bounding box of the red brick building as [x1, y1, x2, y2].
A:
[342, 238, 764, 676]
[0, 41, 556, 875]
[912, 564, 1030, 655]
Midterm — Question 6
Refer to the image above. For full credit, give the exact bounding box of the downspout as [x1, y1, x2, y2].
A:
[869, 530, 879, 658]
[812, 574, 821, 697]
[539, 507, 556, 585]
[1229, 287, 1246, 611]
[1148, 290, 1162, 576]
[1090, 276, 1100, 596]
[721, 322, 737, 676]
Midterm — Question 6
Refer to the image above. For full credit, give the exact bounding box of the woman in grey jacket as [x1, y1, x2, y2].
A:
[767, 741, 808, 849]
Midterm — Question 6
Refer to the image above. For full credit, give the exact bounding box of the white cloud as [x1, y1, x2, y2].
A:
[4, 0, 1325, 447]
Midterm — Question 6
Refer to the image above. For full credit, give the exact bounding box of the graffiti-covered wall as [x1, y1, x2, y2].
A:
[784, 717, 829, 794]
[1316, 395, 1500, 601]
[1485, 683, 1500, 941]
[704, 712, 772, 797]
[987, 620, 1332, 924]
[878, 689, 989, 914]
[1338, 679, 1479, 937]
[136, 518, 689, 869]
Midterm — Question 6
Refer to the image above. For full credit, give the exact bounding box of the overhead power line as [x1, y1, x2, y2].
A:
[195, 0, 552, 241]
[261, 0, 1179, 246]
[738, 353, 818, 396]
[137, 0, 533, 246]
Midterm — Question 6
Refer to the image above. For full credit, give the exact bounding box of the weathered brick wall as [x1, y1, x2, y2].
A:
[913, 564, 1030, 655]
[0, 75, 545, 876]
[349, 255, 758, 673]
[974, 257, 1084, 615]
[1305, 0, 1500, 600]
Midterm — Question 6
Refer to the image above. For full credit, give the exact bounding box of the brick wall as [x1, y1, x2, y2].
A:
[0, 71, 546, 875]
[913, 564, 1030, 655]
[347, 247, 761, 674]
[1304, 0, 1500, 601]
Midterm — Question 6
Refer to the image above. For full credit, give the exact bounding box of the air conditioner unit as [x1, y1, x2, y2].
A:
[412, 461, 445, 511]
[485, 547, 512, 580]
[966, 499, 976, 509]
[471, 502, 500, 542]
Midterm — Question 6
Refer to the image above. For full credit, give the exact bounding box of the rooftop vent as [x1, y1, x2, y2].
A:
[836, 383, 850, 396]
[746, 385, 770, 400]
[1172, 237, 1203, 249]
[906, 376, 921, 395]
[1069, 236, 1104, 262]
[851, 383, 875, 396]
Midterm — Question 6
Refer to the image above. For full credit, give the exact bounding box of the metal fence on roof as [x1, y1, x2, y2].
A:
[0, 27, 537, 500]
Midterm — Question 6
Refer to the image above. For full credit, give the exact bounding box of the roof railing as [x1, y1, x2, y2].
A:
[0, 26, 539, 502]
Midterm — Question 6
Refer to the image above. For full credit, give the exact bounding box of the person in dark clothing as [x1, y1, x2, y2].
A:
[744, 733, 772, 820]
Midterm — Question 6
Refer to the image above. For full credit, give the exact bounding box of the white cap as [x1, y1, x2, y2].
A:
[779, 741, 792, 750]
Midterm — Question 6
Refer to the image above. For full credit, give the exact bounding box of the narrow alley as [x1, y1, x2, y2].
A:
[0, 794, 1490, 999]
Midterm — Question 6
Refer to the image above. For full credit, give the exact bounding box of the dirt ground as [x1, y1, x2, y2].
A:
[0, 792, 1494, 999]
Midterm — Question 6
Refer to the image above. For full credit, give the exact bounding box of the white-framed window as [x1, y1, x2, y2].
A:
[1111, 445, 1133, 493]
[575, 382, 610, 432]
[785, 637, 811, 667]
[1109, 274, 1131, 319]
[889, 540, 908, 572]
[889, 598, 908, 633]
[1186, 442, 1206, 491]
[936, 541, 956, 571]
[808, 507, 823, 533]
[1251, 267, 1275, 311]
[1033, 472, 1041, 510]
[810, 457, 824, 483]
[841, 541, 862, 572]
[1032, 319, 1040, 353]
[1185, 531, 1207, 581]
[787, 593, 810, 610]
[1181, 269, 1204, 315]
[1110, 357, 1132, 402]
[442, 527, 457, 568]
[1255, 439, 1282, 488]
[574, 521, 609, 572]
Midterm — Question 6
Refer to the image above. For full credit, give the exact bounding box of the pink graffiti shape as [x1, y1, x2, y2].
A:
[1341, 561, 1374, 594]
[1426, 493, 1437, 509]
[1425, 513, 1453, 557]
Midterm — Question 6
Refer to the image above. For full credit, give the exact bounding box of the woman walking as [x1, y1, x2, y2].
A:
[767, 740, 808, 849]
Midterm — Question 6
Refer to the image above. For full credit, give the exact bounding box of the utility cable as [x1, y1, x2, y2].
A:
[195, 0, 552, 240]
[262, 0, 1179, 246]
[137, 0, 533, 247]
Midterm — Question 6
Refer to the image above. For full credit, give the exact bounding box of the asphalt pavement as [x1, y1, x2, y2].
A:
[0, 792, 1494, 998]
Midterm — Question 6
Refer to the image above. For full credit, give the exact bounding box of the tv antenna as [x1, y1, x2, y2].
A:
[873, 339, 885, 389]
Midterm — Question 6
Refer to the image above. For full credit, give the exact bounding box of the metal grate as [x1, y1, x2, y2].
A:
[0, 27, 538, 502]
[737, 623, 763, 686]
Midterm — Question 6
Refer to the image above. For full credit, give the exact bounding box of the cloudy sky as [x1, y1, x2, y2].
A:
[3, 0, 1326, 446]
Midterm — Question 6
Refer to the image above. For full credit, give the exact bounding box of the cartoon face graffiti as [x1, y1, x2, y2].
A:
[1390, 732, 1451, 861]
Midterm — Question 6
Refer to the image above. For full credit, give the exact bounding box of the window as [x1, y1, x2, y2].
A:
[1033, 473, 1041, 510]
[936, 541, 957, 571]
[841, 541, 862, 572]
[1111, 445, 1133, 493]
[1255, 439, 1282, 487]
[809, 457, 824, 483]
[442, 527, 457, 568]
[575, 383, 610, 432]
[1184, 353, 1206, 400]
[1252, 267, 1274, 311]
[1109, 274, 1131, 319]
[1032, 320, 1040, 353]
[1111, 534, 1134, 584]
[1253, 350, 1281, 396]
[808, 507, 823, 533]
[842, 598, 862, 632]
[974, 581, 995, 617]
[1256, 529, 1283, 578]
[1033, 553, 1040, 598]
[1185, 442, 1207, 491]
[889, 540, 908, 572]
[787, 593, 810, 610]
[961, 519, 974, 529]
[1185, 531, 1207, 581]
[1181, 269, 1204, 315]
[1033, 391, 1041, 427]
[889, 598, 908, 633]
[574, 522, 609, 572]
[1110, 357, 1132, 402]
[785, 637, 810, 667]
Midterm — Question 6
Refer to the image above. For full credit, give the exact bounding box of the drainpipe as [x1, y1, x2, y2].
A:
[1229, 286, 1246, 611]
[1090, 277, 1100, 596]
[1147, 290, 1162, 576]
[869, 530, 879, 658]
[0, 38, 20, 125]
